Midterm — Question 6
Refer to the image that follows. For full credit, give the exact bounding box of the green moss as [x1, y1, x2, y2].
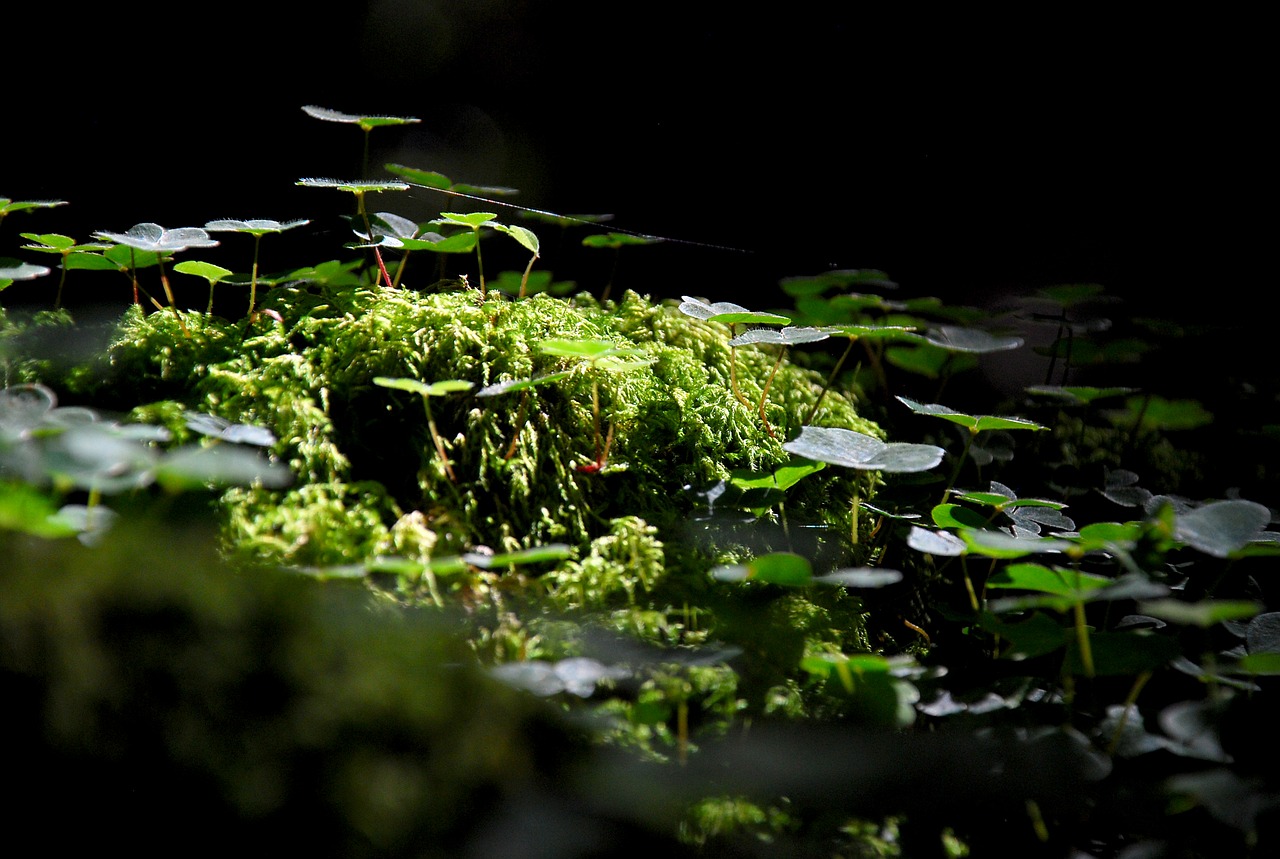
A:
[53, 284, 887, 711]
[70, 285, 876, 573]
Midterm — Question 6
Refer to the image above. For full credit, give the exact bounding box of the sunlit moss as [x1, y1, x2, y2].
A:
[71, 286, 879, 589]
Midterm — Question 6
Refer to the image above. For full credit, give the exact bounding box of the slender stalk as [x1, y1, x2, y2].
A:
[591, 379, 602, 464]
[727, 324, 751, 407]
[472, 227, 487, 298]
[156, 258, 190, 338]
[805, 336, 857, 424]
[757, 348, 787, 439]
[247, 234, 263, 315]
[1072, 598, 1095, 679]
[518, 253, 538, 299]
[503, 391, 531, 460]
[1106, 671, 1153, 756]
[423, 398, 458, 483]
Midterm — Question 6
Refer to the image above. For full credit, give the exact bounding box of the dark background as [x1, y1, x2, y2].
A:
[2, 3, 1266, 327]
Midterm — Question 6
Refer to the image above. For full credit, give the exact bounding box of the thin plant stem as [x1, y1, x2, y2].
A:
[423, 397, 458, 483]
[939, 428, 977, 503]
[472, 227, 487, 298]
[756, 347, 789, 440]
[805, 336, 857, 424]
[247, 234, 263, 316]
[354, 189, 395, 290]
[156, 258, 190, 338]
[503, 391, 531, 460]
[1106, 671, 1153, 756]
[1072, 592, 1096, 679]
[727, 323, 750, 407]
[518, 253, 538, 299]
[592, 378, 602, 464]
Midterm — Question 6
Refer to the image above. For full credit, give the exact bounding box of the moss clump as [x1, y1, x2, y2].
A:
[57, 282, 886, 721]
[70, 283, 878, 572]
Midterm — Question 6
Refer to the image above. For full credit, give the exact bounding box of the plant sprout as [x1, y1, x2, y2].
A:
[17, 233, 111, 309]
[895, 395, 1048, 498]
[296, 178, 409, 289]
[729, 326, 829, 439]
[59, 243, 162, 304]
[173, 260, 233, 316]
[91, 223, 220, 338]
[427, 212, 503, 299]
[582, 231, 662, 301]
[302, 105, 422, 179]
[783, 424, 948, 554]
[373, 376, 475, 483]
[204, 218, 311, 317]
[531, 338, 656, 473]
[544, 339, 653, 472]
[678, 296, 789, 407]
[362, 211, 478, 287]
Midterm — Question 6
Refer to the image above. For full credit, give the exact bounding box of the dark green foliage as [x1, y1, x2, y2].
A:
[0, 521, 673, 858]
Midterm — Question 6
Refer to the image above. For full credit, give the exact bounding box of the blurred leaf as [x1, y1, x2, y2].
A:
[1175, 499, 1273, 558]
[1137, 599, 1263, 627]
[783, 426, 945, 474]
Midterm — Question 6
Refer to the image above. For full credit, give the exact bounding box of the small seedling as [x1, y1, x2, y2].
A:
[302, 105, 422, 179]
[17, 233, 110, 309]
[173, 260, 234, 315]
[537, 338, 655, 472]
[582, 231, 662, 301]
[297, 178, 410, 289]
[91, 223, 220, 337]
[363, 211, 478, 287]
[895, 395, 1047, 498]
[728, 326, 829, 439]
[678, 296, 790, 407]
[427, 212, 502, 299]
[373, 376, 475, 483]
[482, 338, 654, 474]
[204, 218, 311, 316]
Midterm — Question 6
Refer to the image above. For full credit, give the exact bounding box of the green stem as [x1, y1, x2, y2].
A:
[804, 336, 856, 425]
[156, 258, 190, 338]
[423, 398, 458, 483]
[473, 227, 487, 298]
[248, 234, 262, 315]
[1073, 597, 1095, 679]
[939, 428, 976, 502]
[1106, 671, 1153, 756]
[518, 253, 538, 299]
[758, 348, 787, 440]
